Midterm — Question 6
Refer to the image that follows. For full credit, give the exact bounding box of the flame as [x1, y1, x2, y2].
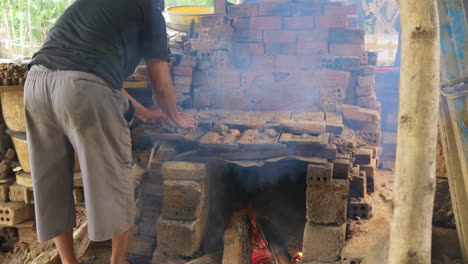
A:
[247, 202, 273, 264]
[291, 251, 303, 262]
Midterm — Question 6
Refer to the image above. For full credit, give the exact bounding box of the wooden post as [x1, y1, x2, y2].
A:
[388, 0, 440, 263]
[214, 0, 227, 14]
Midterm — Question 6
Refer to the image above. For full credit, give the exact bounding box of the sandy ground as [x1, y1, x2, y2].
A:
[0, 169, 463, 264]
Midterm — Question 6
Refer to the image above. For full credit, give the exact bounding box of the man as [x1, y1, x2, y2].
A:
[24, 0, 197, 263]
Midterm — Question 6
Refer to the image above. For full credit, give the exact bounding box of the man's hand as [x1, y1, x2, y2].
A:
[138, 107, 167, 126]
[168, 112, 197, 130]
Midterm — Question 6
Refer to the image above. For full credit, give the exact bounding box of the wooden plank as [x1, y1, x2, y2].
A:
[439, 97, 468, 261]
[222, 210, 251, 264]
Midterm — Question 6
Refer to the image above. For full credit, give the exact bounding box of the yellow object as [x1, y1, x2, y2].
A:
[165, 5, 214, 32]
[1, 91, 26, 132]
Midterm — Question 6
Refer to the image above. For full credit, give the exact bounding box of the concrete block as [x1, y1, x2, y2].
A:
[162, 162, 206, 181]
[307, 163, 333, 185]
[302, 221, 346, 263]
[306, 179, 349, 225]
[348, 200, 372, 220]
[0, 202, 34, 226]
[162, 180, 204, 220]
[156, 217, 204, 257]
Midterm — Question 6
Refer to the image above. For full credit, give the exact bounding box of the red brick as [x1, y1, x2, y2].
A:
[315, 15, 348, 28]
[179, 56, 197, 67]
[250, 16, 282, 30]
[190, 39, 229, 51]
[357, 95, 378, 109]
[342, 104, 380, 123]
[265, 43, 297, 55]
[233, 30, 263, 43]
[274, 56, 318, 71]
[174, 76, 192, 86]
[298, 42, 328, 56]
[329, 44, 362, 56]
[233, 18, 250, 32]
[233, 43, 265, 56]
[357, 76, 375, 96]
[283, 16, 314, 29]
[174, 84, 191, 94]
[233, 55, 274, 70]
[259, 0, 293, 16]
[200, 14, 226, 27]
[263, 30, 297, 43]
[297, 29, 329, 42]
[192, 70, 241, 87]
[241, 71, 275, 88]
[228, 3, 259, 18]
[316, 70, 350, 89]
[324, 5, 357, 16]
[329, 29, 365, 44]
[174, 67, 193, 77]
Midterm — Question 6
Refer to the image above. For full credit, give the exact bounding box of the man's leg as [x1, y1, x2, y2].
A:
[111, 227, 132, 264]
[54, 228, 79, 264]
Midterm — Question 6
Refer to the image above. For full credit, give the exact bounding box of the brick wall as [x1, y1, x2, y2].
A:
[177, 0, 379, 115]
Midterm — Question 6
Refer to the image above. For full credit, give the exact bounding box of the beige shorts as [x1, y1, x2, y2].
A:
[24, 66, 135, 242]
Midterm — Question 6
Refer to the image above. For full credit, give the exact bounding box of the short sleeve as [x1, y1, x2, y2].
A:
[140, 2, 170, 61]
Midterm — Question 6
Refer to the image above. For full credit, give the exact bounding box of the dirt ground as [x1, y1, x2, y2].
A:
[0, 169, 463, 264]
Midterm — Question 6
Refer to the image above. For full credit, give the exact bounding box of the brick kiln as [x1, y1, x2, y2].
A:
[130, 0, 382, 263]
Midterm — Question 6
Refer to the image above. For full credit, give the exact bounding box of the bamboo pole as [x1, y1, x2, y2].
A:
[388, 0, 441, 263]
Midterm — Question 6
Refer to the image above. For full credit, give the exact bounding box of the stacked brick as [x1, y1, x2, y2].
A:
[176, 0, 381, 112]
[303, 163, 348, 263]
[150, 161, 209, 263]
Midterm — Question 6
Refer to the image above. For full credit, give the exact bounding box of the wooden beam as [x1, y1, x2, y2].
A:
[388, 0, 441, 262]
[0, 86, 23, 92]
[214, 0, 227, 14]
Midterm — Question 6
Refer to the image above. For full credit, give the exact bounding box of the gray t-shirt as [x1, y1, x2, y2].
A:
[31, 0, 169, 90]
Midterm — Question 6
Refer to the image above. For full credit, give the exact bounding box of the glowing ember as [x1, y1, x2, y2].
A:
[291, 251, 303, 262]
[247, 203, 273, 264]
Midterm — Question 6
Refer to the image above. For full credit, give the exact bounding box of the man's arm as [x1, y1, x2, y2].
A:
[145, 58, 197, 130]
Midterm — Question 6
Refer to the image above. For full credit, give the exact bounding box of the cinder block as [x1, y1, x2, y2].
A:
[156, 217, 205, 257]
[0, 179, 14, 202]
[283, 16, 314, 29]
[307, 163, 333, 184]
[174, 67, 193, 77]
[0, 202, 34, 226]
[306, 179, 349, 225]
[350, 169, 367, 198]
[228, 3, 259, 18]
[329, 29, 364, 44]
[355, 148, 373, 165]
[263, 30, 296, 43]
[348, 200, 373, 220]
[162, 162, 206, 181]
[302, 221, 346, 263]
[128, 235, 156, 257]
[333, 159, 350, 180]
[250, 16, 282, 30]
[162, 180, 204, 221]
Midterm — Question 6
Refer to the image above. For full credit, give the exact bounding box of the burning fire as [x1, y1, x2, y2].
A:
[247, 203, 273, 264]
[291, 251, 303, 262]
